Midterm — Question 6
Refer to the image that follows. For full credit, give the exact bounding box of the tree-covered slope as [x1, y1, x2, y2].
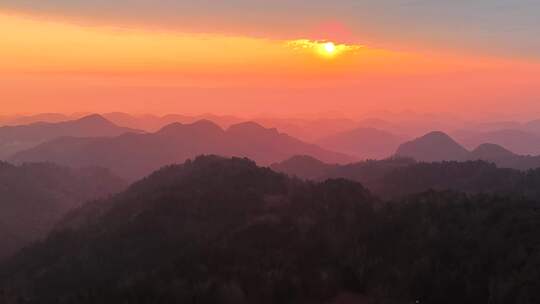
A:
[0, 161, 126, 259]
[1, 156, 540, 303]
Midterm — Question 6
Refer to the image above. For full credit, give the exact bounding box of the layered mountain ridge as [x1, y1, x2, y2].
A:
[10, 120, 353, 180]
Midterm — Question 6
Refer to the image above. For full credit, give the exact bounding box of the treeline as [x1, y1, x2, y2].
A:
[274, 156, 540, 200]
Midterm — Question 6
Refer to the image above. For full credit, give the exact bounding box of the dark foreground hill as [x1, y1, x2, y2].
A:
[10, 120, 352, 180]
[0, 162, 125, 259]
[1, 156, 540, 303]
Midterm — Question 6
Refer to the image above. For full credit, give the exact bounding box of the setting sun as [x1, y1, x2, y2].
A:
[324, 42, 336, 54]
[287, 39, 361, 58]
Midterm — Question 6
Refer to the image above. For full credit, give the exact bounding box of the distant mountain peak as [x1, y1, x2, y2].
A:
[471, 143, 516, 159]
[473, 143, 513, 153]
[423, 131, 454, 139]
[191, 119, 223, 129]
[76, 114, 111, 124]
[157, 119, 223, 135]
[227, 121, 279, 135]
[228, 121, 270, 130]
[406, 131, 465, 147]
[395, 131, 469, 162]
[156, 122, 184, 133]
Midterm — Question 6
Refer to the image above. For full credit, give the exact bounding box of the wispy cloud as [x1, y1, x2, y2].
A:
[287, 39, 362, 58]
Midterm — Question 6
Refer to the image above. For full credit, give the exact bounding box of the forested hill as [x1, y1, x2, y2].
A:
[273, 156, 540, 200]
[0, 161, 126, 259]
[1, 156, 539, 303]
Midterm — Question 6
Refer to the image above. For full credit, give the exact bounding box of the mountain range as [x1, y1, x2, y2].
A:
[395, 131, 540, 170]
[102, 112, 244, 132]
[6, 113, 540, 175]
[453, 128, 540, 156]
[10, 119, 353, 180]
[104, 113, 361, 142]
[0, 113, 82, 126]
[8, 112, 540, 156]
[0, 115, 140, 159]
[0, 113, 359, 142]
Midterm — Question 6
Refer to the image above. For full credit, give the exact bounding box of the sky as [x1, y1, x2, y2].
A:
[1, 1, 539, 119]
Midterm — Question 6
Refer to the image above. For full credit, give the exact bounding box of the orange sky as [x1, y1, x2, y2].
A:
[1, 12, 539, 119]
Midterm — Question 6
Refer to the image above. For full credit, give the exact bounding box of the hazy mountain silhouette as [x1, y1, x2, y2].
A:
[459, 119, 540, 135]
[253, 117, 358, 142]
[2, 156, 540, 303]
[317, 127, 405, 159]
[470, 121, 523, 131]
[353, 111, 471, 138]
[469, 143, 540, 170]
[0, 161, 125, 259]
[101, 112, 161, 130]
[356, 117, 397, 130]
[224, 121, 353, 164]
[10, 120, 353, 180]
[394, 131, 540, 170]
[103, 113, 362, 141]
[454, 129, 540, 156]
[102, 112, 244, 132]
[524, 119, 540, 134]
[395, 131, 470, 162]
[0, 114, 141, 159]
[470, 143, 517, 160]
[0, 113, 73, 126]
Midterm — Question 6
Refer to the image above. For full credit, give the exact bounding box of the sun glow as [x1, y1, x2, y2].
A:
[287, 39, 361, 58]
[324, 42, 336, 54]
